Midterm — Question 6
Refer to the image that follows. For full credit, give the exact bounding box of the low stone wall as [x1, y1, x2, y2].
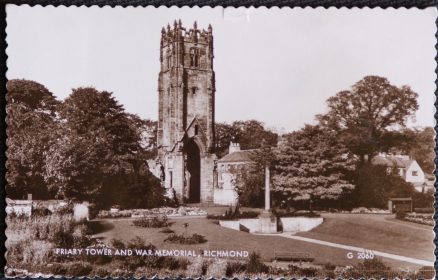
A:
[219, 216, 323, 234]
[280, 217, 323, 232]
[219, 218, 265, 233]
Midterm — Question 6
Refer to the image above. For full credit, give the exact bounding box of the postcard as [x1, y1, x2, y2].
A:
[5, 5, 436, 278]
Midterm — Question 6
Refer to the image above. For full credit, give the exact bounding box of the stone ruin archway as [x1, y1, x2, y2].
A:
[185, 139, 201, 203]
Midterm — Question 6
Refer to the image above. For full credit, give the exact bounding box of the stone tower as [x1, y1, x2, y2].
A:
[157, 20, 216, 203]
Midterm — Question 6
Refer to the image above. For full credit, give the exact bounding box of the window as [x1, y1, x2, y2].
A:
[412, 171, 418, 176]
[191, 87, 197, 95]
[167, 55, 171, 69]
[190, 48, 199, 67]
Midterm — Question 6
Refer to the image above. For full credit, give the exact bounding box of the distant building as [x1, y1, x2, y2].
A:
[214, 143, 256, 205]
[371, 153, 432, 192]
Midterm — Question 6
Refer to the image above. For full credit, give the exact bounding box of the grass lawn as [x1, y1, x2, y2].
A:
[90, 216, 352, 266]
[89, 211, 431, 269]
[297, 213, 434, 263]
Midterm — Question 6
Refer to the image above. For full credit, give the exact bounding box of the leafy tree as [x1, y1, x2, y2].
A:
[381, 127, 434, 173]
[272, 125, 356, 208]
[215, 122, 236, 157]
[318, 76, 418, 163]
[44, 87, 161, 206]
[101, 172, 164, 209]
[215, 120, 278, 158]
[6, 79, 59, 199]
[405, 127, 435, 174]
[352, 164, 414, 208]
[232, 147, 275, 208]
[127, 114, 158, 160]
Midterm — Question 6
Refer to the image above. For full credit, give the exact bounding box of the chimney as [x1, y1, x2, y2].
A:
[229, 142, 241, 154]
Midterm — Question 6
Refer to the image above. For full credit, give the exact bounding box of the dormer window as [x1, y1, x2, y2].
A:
[190, 48, 199, 67]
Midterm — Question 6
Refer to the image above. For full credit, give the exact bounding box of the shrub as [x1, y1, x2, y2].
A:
[395, 211, 407, 219]
[357, 258, 389, 271]
[110, 238, 126, 249]
[124, 237, 163, 270]
[72, 224, 92, 247]
[52, 230, 74, 248]
[6, 239, 54, 267]
[206, 258, 228, 278]
[186, 257, 209, 277]
[274, 209, 321, 218]
[132, 216, 169, 228]
[246, 252, 268, 274]
[161, 256, 183, 270]
[324, 262, 336, 271]
[159, 227, 174, 234]
[66, 262, 93, 277]
[414, 207, 434, 213]
[207, 210, 259, 220]
[92, 267, 111, 277]
[226, 261, 246, 277]
[299, 266, 318, 277]
[164, 233, 207, 244]
[50, 263, 68, 275]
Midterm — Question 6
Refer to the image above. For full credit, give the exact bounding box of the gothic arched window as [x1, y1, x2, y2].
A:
[190, 48, 199, 67]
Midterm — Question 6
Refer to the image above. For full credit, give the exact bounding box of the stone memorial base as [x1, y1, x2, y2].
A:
[257, 210, 277, 233]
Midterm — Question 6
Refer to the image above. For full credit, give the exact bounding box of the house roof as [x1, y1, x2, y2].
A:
[218, 149, 257, 163]
[371, 155, 414, 169]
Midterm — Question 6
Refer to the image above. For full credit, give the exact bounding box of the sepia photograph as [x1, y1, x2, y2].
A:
[4, 5, 437, 278]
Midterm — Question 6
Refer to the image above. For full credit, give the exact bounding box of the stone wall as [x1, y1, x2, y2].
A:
[280, 217, 324, 232]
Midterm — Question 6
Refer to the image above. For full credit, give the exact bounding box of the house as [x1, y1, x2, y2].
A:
[371, 153, 431, 192]
[214, 143, 256, 205]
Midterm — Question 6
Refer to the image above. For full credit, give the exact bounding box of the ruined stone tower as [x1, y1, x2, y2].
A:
[156, 20, 215, 203]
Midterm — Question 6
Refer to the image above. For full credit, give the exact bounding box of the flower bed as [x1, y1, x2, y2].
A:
[350, 207, 390, 214]
[403, 213, 434, 226]
[164, 233, 207, 244]
[207, 211, 259, 220]
[97, 206, 207, 219]
[132, 216, 169, 228]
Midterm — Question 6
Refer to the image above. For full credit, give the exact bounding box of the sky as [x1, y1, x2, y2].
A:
[6, 6, 437, 132]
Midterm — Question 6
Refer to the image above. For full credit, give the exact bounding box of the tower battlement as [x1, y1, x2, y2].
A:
[159, 20, 214, 69]
[160, 20, 213, 46]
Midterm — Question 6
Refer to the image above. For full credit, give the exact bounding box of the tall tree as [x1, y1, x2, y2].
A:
[318, 76, 418, 163]
[44, 88, 144, 202]
[272, 125, 356, 208]
[6, 79, 59, 199]
[215, 120, 278, 158]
